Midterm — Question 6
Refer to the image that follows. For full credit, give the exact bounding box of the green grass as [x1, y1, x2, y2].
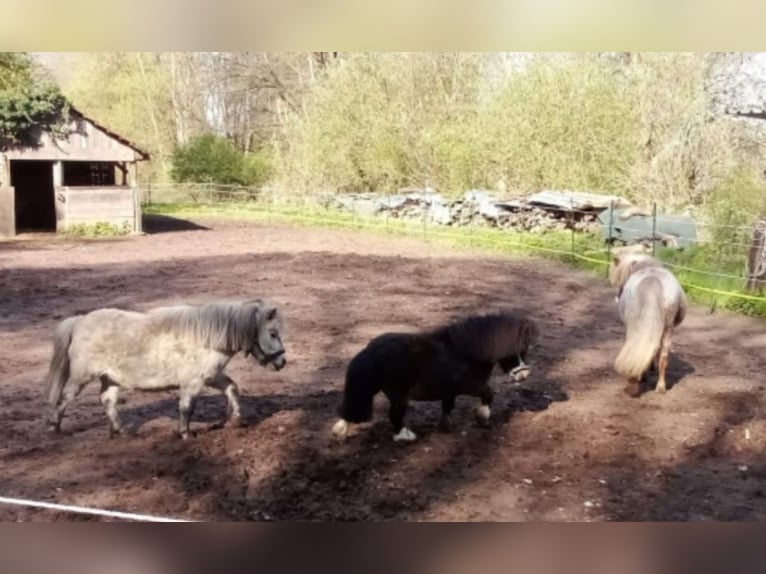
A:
[656, 244, 766, 316]
[63, 221, 133, 238]
[143, 201, 766, 317]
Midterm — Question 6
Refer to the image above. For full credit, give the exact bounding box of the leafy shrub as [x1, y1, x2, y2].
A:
[241, 148, 275, 187]
[278, 53, 484, 194]
[171, 134, 274, 187]
[278, 55, 639, 197]
[479, 58, 638, 195]
[701, 164, 765, 249]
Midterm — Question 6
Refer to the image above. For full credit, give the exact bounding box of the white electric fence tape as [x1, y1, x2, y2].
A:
[0, 495, 194, 522]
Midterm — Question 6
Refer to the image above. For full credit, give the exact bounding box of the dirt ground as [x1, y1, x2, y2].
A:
[1, 214, 765, 521]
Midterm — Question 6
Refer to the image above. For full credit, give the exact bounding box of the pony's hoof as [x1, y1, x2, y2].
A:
[393, 427, 417, 442]
[229, 415, 245, 428]
[47, 423, 61, 434]
[655, 385, 667, 394]
[332, 419, 349, 438]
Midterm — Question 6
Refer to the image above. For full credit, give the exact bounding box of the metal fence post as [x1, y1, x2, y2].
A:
[385, 193, 390, 234]
[712, 233, 724, 313]
[570, 198, 576, 263]
[606, 201, 614, 276]
[651, 202, 658, 257]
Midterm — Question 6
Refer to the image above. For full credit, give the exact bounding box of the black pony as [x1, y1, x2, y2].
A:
[331, 312, 540, 442]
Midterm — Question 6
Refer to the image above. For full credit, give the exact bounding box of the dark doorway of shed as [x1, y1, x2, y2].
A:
[11, 160, 56, 231]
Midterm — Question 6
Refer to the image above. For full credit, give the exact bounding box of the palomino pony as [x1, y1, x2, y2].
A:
[608, 253, 687, 397]
[45, 299, 286, 438]
[332, 311, 539, 442]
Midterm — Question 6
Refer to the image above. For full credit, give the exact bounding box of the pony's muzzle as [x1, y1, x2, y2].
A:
[271, 355, 287, 371]
[332, 419, 349, 438]
[509, 363, 531, 382]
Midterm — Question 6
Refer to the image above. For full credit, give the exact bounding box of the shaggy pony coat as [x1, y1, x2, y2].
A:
[608, 253, 686, 396]
[332, 312, 539, 442]
[46, 299, 285, 438]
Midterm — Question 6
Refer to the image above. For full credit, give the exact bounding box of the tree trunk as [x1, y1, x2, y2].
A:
[134, 53, 169, 176]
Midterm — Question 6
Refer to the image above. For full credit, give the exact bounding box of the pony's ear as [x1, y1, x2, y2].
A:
[266, 307, 278, 322]
[612, 255, 621, 266]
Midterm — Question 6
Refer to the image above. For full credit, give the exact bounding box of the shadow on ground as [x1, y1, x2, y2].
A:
[142, 214, 210, 234]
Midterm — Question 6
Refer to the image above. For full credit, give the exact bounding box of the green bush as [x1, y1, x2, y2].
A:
[701, 164, 765, 251]
[241, 148, 275, 187]
[278, 53, 484, 194]
[479, 58, 638, 195]
[171, 134, 273, 187]
[277, 55, 639, 197]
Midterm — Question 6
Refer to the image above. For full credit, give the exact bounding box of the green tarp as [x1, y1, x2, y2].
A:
[598, 208, 697, 249]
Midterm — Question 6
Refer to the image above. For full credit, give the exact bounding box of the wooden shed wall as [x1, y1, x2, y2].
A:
[0, 187, 14, 237]
[58, 186, 140, 232]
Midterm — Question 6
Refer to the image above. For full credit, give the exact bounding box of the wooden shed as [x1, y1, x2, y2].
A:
[0, 106, 149, 237]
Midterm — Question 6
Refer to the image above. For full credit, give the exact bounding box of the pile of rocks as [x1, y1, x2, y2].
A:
[327, 189, 603, 233]
[327, 189, 453, 225]
[448, 191, 600, 232]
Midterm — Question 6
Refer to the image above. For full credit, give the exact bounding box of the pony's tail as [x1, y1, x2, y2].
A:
[615, 278, 664, 380]
[45, 316, 80, 406]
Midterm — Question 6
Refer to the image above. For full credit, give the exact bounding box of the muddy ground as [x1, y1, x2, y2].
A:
[1, 214, 765, 521]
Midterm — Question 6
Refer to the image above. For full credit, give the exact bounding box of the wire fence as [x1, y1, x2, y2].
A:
[140, 183, 766, 316]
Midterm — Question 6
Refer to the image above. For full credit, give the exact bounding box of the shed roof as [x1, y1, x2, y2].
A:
[3, 104, 150, 163]
[69, 106, 150, 160]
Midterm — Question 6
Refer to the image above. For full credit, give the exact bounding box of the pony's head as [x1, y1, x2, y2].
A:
[498, 317, 539, 382]
[608, 252, 661, 292]
[247, 303, 286, 371]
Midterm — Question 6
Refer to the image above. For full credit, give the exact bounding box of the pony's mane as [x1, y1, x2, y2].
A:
[149, 299, 279, 352]
[609, 253, 663, 289]
[430, 312, 539, 363]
